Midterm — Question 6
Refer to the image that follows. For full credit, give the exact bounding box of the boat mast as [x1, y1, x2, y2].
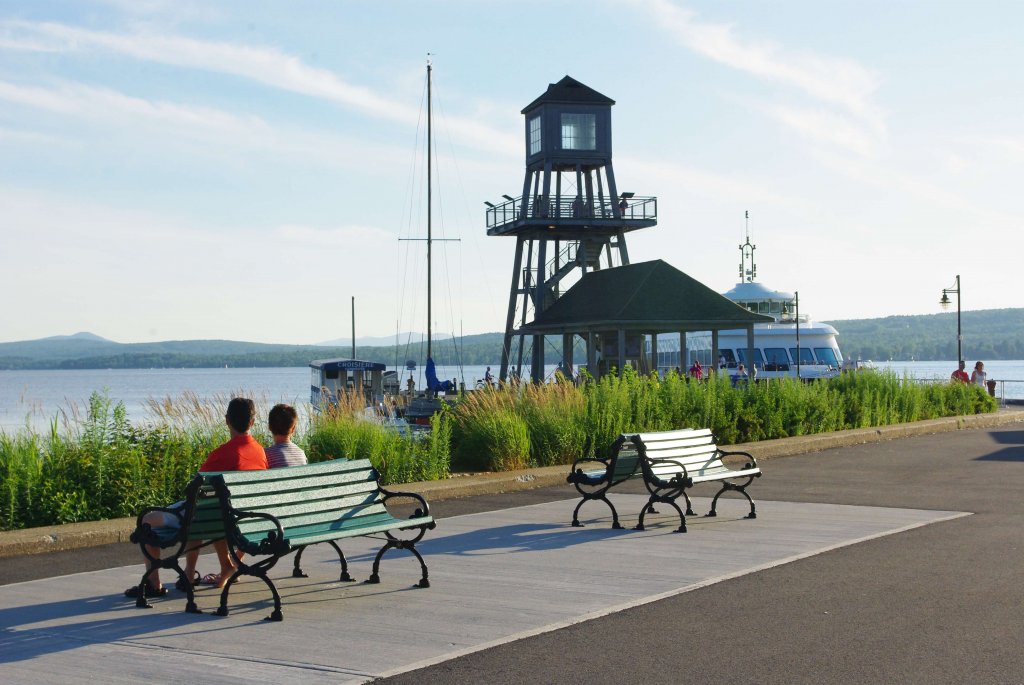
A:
[426, 60, 433, 361]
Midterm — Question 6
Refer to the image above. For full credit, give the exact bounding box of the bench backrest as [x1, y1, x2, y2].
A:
[607, 435, 643, 484]
[629, 428, 723, 480]
[189, 459, 385, 544]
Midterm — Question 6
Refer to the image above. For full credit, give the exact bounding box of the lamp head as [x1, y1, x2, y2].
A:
[940, 292, 951, 309]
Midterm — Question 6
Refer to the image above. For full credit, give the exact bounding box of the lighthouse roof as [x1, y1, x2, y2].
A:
[522, 76, 615, 113]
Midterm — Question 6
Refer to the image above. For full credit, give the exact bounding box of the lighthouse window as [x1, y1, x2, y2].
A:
[529, 116, 542, 155]
[561, 113, 596, 150]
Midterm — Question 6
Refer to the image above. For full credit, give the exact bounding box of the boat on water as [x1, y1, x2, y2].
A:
[662, 216, 844, 380]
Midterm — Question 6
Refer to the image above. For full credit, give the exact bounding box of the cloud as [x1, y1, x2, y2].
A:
[642, 0, 885, 155]
[0, 20, 520, 157]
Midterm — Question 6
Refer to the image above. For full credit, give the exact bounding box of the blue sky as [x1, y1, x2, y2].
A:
[1, 0, 1021, 345]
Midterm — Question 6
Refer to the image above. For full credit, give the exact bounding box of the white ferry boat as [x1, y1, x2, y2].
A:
[662, 217, 844, 380]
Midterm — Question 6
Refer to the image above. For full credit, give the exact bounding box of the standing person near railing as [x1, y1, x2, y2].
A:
[971, 361, 987, 387]
[951, 360, 969, 383]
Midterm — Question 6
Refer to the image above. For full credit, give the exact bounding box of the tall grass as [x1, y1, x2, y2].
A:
[449, 368, 998, 471]
[0, 372, 997, 529]
[0, 388, 450, 530]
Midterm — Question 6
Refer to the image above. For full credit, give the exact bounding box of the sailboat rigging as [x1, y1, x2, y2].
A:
[401, 59, 462, 422]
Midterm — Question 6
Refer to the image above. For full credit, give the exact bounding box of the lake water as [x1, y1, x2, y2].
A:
[2, 360, 1022, 434]
[0, 363, 504, 433]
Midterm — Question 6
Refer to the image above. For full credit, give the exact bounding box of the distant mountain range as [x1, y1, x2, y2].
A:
[2, 308, 1022, 370]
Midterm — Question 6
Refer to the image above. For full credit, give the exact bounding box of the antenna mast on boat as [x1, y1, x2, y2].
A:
[739, 210, 757, 283]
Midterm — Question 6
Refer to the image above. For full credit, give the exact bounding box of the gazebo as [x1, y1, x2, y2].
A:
[516, 259, 774, 380]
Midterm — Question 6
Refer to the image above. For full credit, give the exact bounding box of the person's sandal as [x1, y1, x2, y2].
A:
[124, 582, 168, 599]
[175, 571, 201, 592]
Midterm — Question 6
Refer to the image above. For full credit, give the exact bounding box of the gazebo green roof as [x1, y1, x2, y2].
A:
[520, 260, 773, 334]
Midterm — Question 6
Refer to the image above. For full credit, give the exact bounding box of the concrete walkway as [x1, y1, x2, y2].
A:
[0, 496, 966, 684]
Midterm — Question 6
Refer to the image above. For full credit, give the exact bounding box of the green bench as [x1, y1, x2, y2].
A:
[566, 434, 644, 529]
[129, 458, 436, 621]
[567, 428, 761, 532]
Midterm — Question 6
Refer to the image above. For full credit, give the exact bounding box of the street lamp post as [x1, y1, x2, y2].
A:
[940, 275, 961, 364]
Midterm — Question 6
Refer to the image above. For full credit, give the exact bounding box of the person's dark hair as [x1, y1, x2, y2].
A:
[225, 397, 256, 433]
[268, 403, 298, 436]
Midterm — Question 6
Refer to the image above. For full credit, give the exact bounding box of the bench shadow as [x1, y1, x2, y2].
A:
[988, 430, 1024, 446]
[0, 591, 281, 664]
[975, 448, 1024, 462]
[347, 521, 636, 561]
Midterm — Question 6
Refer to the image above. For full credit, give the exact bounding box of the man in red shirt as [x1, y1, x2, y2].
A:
[126, 397, 267, 599]
[950, 360, 969, 383]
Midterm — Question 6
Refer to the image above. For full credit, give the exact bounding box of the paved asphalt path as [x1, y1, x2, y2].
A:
[3, 425, 1023, 684]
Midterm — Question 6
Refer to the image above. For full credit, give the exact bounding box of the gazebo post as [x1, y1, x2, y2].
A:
[617, 329, 627, 376]
[679, 331, 687, 370]
[562, 333, 574, 377]
[651, 333, 659, 377]
[711, 329, 720, 370]
[746, 325, 756, 378]
[587, 330, 597, 381]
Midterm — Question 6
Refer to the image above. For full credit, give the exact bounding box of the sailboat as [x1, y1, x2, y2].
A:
[403, 60, 461, 426]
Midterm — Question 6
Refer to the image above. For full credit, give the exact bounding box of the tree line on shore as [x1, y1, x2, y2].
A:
[2, 308, 1022, 370]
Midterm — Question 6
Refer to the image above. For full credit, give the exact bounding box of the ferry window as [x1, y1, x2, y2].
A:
[529, 116, 542, 155]
[737, 348, 765, 368]
[790, 348, 816, 364]
[758, 302, 769, 314]
[325, 368, 339, 379]
[815, 348, 839, 367]
[561, 113, 596, 150]
[770, 302, 782, 314]
[761, 347, 788, 370]
[717, 349, 736, 365]
[311, 369, 319, 386]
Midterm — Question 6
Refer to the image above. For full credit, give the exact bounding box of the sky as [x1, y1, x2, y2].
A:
[1, 0, 1021, 346]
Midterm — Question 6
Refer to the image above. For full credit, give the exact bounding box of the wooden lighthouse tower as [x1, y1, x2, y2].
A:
[485, 76, 658, 381]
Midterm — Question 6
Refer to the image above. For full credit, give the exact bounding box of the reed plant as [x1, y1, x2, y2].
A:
[449, 387, 531, 471]
[0, 371, 997, 530]
[303, 390, 451, 485]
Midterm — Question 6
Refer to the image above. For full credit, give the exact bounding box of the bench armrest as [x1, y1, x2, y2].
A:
[643, 456, 692, 487]
[567, 456, 612, 484]
[717, 448, 759, 471]
[227, 509, 290, 556]
[379, 486, 434, 523]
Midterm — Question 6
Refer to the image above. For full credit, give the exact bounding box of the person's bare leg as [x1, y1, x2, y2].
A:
[212, 540, 237, 588]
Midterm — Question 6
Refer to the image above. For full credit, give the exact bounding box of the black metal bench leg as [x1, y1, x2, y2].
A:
[324, 540, 354, 582]
[132, 578, 152, 609]
[683, 492, 695, 516]
[708, 484, 757, 519]
[635, 498, 657, 531]
[366, 540, 395, 584]
[572, 494, 623, 529]
[292, 545, 308, 578]
[405, 544, 431, 588]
